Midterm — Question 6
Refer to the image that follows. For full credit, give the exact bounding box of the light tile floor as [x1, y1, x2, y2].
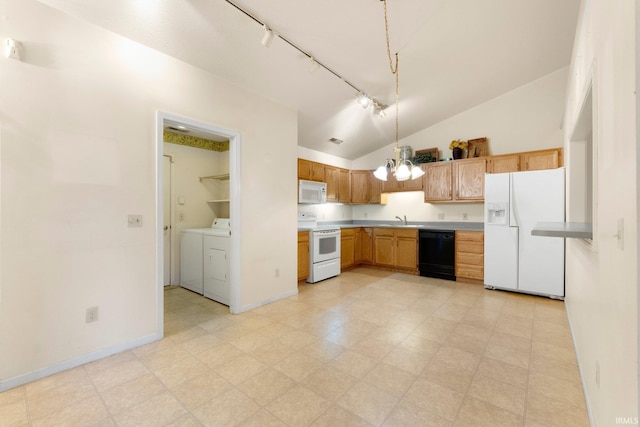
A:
[0, 268, 590, 426]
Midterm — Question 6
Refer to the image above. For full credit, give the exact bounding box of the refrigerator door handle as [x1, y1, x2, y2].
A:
[509, 174, 518, 228]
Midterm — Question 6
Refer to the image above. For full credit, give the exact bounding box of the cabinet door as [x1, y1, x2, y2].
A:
[488, 154, 520, 174]
[340, 229, 356, 269]
[424, 162, 452, 202]
[454, 158, 486, 201]
[356, 228, 374, 263]
[368, 173, 383, 204]
[395, 229, 417, 269]
[350, 171, 370, 204]
[298, 159, 312, 180]
[297, 232, 310, 281]
[325, 166, 339, 202]
[381, 176, 402, 193]
[338, 168, 351, 203]
[373, 229, 395, 266]
[401, 175, 424, 191]
[522, 149, 561, 171]
[311, 162, 326, 181]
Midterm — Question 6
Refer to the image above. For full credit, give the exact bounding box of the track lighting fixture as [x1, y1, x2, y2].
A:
[261, 24, 274, 47]
[357, 93, 371, 109]
[223, 0, 389, 120]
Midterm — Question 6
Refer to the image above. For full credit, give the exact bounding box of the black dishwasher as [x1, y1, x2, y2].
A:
[419, 230, 456, 281]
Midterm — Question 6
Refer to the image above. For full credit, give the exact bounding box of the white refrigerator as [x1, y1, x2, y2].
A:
[484, 168, 565, 299]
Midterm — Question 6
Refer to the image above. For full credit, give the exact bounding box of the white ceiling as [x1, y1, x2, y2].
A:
[40, 0, 581, 160]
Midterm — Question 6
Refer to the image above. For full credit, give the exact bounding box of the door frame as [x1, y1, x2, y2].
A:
[162, 154, 173, 286]
[155, 111, 242, 336]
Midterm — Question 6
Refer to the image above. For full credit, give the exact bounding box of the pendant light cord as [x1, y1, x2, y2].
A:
[383, 0, 400, 148]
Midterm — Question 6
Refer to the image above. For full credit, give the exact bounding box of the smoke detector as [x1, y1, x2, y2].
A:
[329, 138, 343, 145]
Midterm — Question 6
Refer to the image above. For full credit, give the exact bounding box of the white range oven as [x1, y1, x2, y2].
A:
[298, 212, 341, 283]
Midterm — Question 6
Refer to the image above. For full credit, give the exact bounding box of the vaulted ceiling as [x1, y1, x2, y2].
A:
[40, 0, 581, 160]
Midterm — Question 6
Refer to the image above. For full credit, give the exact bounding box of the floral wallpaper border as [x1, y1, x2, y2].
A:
[164, 130, 230, 152]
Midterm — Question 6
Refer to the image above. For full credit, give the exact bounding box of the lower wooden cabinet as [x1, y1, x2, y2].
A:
[355, 227, 374, 264]
[297, 231, 310, 281]
[373, 228, 418, 272]
[340, 228, 356, 270]
[455, 230, 484, 282]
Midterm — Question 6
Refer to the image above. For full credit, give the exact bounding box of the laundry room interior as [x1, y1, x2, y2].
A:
[163, 128, 231, 288]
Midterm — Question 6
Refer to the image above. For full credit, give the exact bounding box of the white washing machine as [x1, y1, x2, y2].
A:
[180, 218, 231, 305]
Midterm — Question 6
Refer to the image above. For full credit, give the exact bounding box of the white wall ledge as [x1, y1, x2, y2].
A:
[532, 222, 593, 239]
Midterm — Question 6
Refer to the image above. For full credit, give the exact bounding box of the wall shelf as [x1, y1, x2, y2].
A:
[532, 222, 593, 239]
[199, 173, 230, 182]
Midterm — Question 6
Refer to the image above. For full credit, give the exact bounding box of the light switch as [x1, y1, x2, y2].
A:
[178, 196, 185, 205]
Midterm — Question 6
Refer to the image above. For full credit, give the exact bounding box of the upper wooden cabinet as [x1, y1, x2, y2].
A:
[350, 171, 370, 204]
[487, 153, 521, 174]
[424, 159, 485, 202]
[350, 170, 384, 204]
[487, 148, 563, 174]
[381, 173, 424, 193]
[424, 162, 452, 202]
[298, 158, 325, 182]
[521, 148, 562, 171]
[325, 166, 350, 203]
[453, 158, 486, 201]
[338, 168, 351, 203]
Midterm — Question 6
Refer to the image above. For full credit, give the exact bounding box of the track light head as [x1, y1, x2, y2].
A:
[261, 25, 274, 47]
[357, 93, 371, 109]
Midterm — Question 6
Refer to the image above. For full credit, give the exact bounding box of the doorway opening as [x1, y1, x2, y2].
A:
[156, 111, 241, 336]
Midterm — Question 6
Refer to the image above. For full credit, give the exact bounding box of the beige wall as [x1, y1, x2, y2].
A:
[563, 0, 638, 424]
[0, 0, 297, 388]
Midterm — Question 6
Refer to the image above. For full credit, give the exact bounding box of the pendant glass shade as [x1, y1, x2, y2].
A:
[411, 165, 425, 179]
[373, 165, 388, 181]
[394, 163, 411, 181]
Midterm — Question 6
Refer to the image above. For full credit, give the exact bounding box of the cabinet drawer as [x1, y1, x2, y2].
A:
[373, 228, 394, 237]
[456, 231, 484, 242]
[298, 231, 309, 243]
[456, 264, 484, 280]
[341, 228, 356, 237]
[395, 229, 418, 239]
[457, 252, 483, 266]
[456, 241, 483, 254]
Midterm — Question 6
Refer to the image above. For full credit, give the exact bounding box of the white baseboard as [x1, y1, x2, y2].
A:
[0, 332, 162, 393]
[564, 301, 595, 427]
[234, 289, 299, 314]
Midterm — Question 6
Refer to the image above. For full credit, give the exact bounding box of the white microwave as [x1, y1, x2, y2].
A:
[299, 179, 327, 204]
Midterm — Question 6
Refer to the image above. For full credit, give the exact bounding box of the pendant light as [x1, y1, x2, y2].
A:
[373, 0, 424, 182]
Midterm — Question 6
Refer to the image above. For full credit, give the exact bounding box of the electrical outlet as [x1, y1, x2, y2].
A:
[438, 213, 445, 220]
[127, 214, 143, 227]
[86, 306, 99, 323]
[462, 213, 468, 220]
[364, 212, 368, 218]
[595, 361, 600, 388]
[275, 268, 279, 278]
[178, 212, 185, 221]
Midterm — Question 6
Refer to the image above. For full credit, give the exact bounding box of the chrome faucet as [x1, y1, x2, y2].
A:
[395, 215, 407, 225]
